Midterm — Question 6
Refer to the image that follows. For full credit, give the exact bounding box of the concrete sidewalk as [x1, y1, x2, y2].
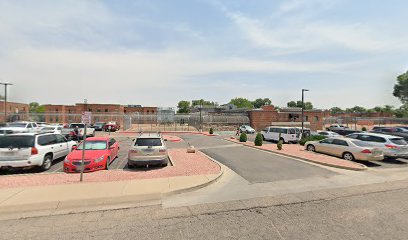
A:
[0, 173, 222, 219]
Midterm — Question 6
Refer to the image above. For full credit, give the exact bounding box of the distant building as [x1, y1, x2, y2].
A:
[248, 105, 330, 131]
[0, 101, 29, 122]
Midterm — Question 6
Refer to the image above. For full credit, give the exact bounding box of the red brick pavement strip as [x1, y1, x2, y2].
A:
[162, 135, 183, 142]
[0, 149, 221, 189]
[226, 138, 367, 171]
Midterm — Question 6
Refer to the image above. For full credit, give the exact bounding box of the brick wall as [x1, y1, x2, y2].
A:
[248, 105, 329, 131]
[0, 101, 29, 122]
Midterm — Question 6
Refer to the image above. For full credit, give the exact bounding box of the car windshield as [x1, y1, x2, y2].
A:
[135, 138, 162, 147]
[390, 138, 407, 145]
[95, 123, 104, 126]
[70, 124, 85, 128]
[8, 123, 27, 127]
[41, 127, 55, 131]
[352, 140, 373, 147]
[0, 136, 35, 148]
[76, 141, 107, 150]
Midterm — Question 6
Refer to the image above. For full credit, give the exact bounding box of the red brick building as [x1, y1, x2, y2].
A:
[0, 101, 29, 122]
[43, 103, 157, 125]
[248, 105, 330, 131]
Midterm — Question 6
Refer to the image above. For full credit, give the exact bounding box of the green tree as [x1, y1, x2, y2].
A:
[394, 70, 408, 104]
[330, 107, 343, 115]
[177, 100, 191, 114]
[229, 98, 254, 109]
[287, 101, 297, 107]
[252, 98, 272, 108]
[191, 99, 217, 106]
[346, 106, 367, 113]
[29, 102, 40, 113]
[395, 104, 408, 118]
[287, 101, 313, 109]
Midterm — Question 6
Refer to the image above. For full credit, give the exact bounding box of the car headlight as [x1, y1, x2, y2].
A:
[94, 156, 105, 163]
[64, 156, 70, 163]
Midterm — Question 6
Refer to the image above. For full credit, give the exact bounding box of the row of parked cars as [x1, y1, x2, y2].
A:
[305, 128, 408, 162]
[0, 129, 168, 173]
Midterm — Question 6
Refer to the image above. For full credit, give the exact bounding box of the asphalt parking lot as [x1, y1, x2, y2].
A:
[0, 132, 187, 176]
[242, 133, 408, 169]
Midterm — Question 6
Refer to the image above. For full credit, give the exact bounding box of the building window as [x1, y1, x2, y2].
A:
[56, 116, 59, 122]
[88, 108, 92, 112]
[305, 116, 309, 121]
[314, 116, 319, 122]
[105, 109, 108, 112]
[152, 111, 155, 114]
[50, 117, 53, 122]
[97, 109, 101, 112]
[147, 110, 150, 114]
[124, 110, 127, 113]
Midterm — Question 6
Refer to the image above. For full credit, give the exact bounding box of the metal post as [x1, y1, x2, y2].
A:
[80, 99, 87, 182]
[301, 89, 309, 138]
[199, 100, 203, 132]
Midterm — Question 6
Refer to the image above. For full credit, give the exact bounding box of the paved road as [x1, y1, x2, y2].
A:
[3, 181, 408, 239]
[178, 134, 336, 183]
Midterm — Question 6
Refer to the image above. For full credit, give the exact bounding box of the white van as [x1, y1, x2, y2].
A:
[261, 127, 298, 143]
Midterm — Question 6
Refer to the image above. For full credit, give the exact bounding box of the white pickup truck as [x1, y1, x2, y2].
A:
[0, 122, 41, 134]
[61, 123, 95, 140]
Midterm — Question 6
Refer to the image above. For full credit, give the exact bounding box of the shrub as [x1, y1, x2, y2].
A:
[299, 135, 327, 146]
[254, 133, 263, 146]
[361, 126, 367, 131]
[240, 132, 247, 142]
[209, 128, 214, 134]
[277, 140, 283, 150]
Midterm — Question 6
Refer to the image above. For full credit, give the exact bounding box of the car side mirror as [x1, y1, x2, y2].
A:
[132, 139, 135, 141]
[72, 145, 77, 150]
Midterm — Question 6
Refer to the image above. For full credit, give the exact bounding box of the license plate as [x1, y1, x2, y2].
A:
[1, 152, 15, 156]
[144, 149, 154, 152]
[75, 166, 84, 172]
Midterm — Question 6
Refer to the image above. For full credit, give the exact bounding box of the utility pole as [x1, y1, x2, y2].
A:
[80, 99, 88, 182]
[0, 83, 13, 123]
[301, 89, 309, 138]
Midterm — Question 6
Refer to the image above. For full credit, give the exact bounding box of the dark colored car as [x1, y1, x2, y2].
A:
[331, 129, 361, 136]
[371, 127, 408, 141]
[93, 122, 106, 131]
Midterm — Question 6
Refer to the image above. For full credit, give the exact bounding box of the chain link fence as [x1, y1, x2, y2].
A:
[324, 116, 408, 130]
[6, 112, 250, 132]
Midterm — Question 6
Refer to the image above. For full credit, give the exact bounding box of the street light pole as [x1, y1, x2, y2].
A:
[301, 89, 309, 138]
[0, 83, 13, 123]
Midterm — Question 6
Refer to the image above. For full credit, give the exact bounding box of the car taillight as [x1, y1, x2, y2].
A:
[385, 144, 399, 149]
[159, 149, 167, 153]
[130, 149, 138, 153]
[361, 149, 372, 154]
[31, 147, 38, 155]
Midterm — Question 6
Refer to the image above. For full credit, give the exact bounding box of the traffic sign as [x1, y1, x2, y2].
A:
[81, 111, 92, 124]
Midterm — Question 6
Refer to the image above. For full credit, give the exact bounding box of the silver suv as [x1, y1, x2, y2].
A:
[127, 133, 168, 168]
[346, 132, 408, 159]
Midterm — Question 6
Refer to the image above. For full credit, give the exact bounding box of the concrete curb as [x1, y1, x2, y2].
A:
[224, 138, 368, 171]
[0, 151, 224, 220]
[163, 152, 224, 197]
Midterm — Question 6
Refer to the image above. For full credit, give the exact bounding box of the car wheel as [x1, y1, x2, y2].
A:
[105, 157, 110, 170]
[127, 162, 134, 169]
[262, 135, 265, 141]
[306, 145, 315, 152]
[343, 152, 355, 161]
[40, 154, 53, 171]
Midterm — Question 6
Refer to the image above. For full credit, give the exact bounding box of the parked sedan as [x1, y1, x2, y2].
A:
[305, 137, 384, 161]
[346, 132, 408, 159]
[103, 123, 120, 132]
[239, 125, 256, 134]
[63, 137, 119, 173]
[371, 127, 408, 141]
[93, 122, 106, 131]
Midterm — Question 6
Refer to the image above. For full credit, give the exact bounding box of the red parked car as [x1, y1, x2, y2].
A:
[63, 137, 119, 173]
[103, 122, 120, 132]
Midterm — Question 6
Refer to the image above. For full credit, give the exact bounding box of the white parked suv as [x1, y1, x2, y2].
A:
[0, 121, 41, 134]
[0, 133, 77, 171]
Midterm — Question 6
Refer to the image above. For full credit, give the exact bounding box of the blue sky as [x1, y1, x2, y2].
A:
[0, 0, 407, 109]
